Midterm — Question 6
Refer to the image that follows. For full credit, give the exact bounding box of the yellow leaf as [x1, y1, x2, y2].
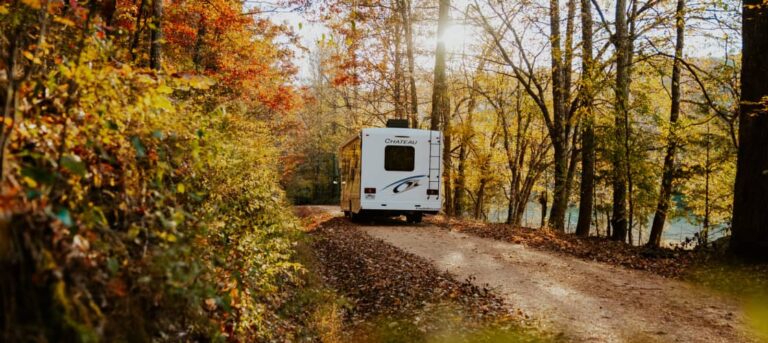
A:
[53, 16, 75, 27]
[157, 84, 173, 94]
[0, 5, 9, 14]
[154, 96, 174, 112]
[176, 183, 185, 194]
[127, 225, 141, 240]
[22, 51, 34, 61]
[158, 232, 177, 242]
[21, 0, 41, 9]
[22, 177, 38, 188]
[187, 75, 214, 90]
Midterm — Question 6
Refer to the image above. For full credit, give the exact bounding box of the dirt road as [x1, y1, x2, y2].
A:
[356, 224, 754, 343]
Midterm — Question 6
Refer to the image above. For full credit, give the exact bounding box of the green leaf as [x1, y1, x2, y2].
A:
[107, 257, 119, 275]
[61, 155, 86, 176]
[22, 166, 55, 185]
[55, 208, 73, 227]
[131, 136, 146, 158]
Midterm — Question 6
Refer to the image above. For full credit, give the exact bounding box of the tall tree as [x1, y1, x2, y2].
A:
[398, 0, 420, 128]
[648, 0, 685, 247]
[149, 0, 163, 69]
[474, 0, 578, 231]
[545, 0, 570, 231]
[130, 0, 147, 61]
[611, 0, 631, 242]
[575, 0, 594, 237]
[431, 0, 452, 213]
[730, 0, 768, 259]
[393, 9, 405, 119]
[431, 0, 450, 131]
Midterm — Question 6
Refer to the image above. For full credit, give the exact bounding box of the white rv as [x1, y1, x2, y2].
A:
[339, 127, 443, 223]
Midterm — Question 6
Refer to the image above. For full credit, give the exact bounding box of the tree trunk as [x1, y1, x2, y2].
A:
[575, 0, 594, 237]
[431, 0, 451, 214]
[539, 192, 548, 228]
[399, 0, 419, 128]
[430, 0, 450, 131]
[702, 123, 711, 245]
[443, 110, 454, 215]
[393, 12, 405, 119]
[192, 18, 206, 70]
[611, 0, 630, 242]
[549, 141, 568, 230]
[454, 138, 468, 216]
[546, 0, 568, 231]
[564, 128, 580, 203]
[130, 0, 147, 61]
[474, 177, 487, 220]
[149, 0, 163, 70]
[648, 0, 685, 247]
[1, 26, 21, 181]
[730, 0, 768, 259]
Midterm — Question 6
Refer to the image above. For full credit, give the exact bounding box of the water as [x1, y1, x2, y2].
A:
[486, 201, 726, 247]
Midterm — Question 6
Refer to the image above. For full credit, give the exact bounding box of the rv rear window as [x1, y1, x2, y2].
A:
[384, 146, 415, 171]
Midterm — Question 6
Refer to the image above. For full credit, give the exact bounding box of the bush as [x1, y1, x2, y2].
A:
[0, 36, 302, 342]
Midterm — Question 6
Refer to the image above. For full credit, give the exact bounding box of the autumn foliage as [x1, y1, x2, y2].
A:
[1, 0, 304, 341]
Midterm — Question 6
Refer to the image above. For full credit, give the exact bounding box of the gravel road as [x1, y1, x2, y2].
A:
[360, 224, 754, 343]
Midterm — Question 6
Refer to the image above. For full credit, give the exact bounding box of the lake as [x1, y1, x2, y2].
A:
[486, 201, 727, 247]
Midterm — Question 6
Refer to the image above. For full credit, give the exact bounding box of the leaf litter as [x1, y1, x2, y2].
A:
[307, 217, 554, 342]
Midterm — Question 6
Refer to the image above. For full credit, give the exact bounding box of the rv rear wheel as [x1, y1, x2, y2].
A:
[350, 212, 365, 222]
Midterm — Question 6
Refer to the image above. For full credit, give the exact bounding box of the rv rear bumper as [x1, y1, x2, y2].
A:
[356, 209, 439, 217]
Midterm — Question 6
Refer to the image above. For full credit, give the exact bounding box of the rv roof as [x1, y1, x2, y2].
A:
[361, 127, 437, 138]
[340, 127, 438, 151]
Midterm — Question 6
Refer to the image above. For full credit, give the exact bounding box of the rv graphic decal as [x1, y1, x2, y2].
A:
[381, 175, 427, 194]
[384, 138, 418, 145]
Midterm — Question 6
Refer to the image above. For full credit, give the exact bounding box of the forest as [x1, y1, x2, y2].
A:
[1, 0, 767, 341]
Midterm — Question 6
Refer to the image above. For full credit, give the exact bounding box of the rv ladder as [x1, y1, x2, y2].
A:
[427, 130, 441, 200]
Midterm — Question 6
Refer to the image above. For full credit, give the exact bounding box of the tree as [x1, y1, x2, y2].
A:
[473, 0, 580, 231]
[546, 0, 569, 231]
[473, 78, 550, 226]
[431, 0, 450, 131]
[453, 58, 484, 216]
[149, 0, 163, 69]
[431, 0, 452, 213]
[1, 0, 302, 340]
[730, 0, 768, 259]
[398, 0, 420, 128]
[575, 0, 595, 237]
[610, 0, 631, 242]
[648, 0, 685, 247]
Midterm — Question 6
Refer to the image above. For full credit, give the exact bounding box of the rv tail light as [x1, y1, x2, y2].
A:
[364, 188, 376, 194]
[427, 189, 439, 195]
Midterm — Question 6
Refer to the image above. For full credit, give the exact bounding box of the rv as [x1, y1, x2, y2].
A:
[339, 125, 443, 223]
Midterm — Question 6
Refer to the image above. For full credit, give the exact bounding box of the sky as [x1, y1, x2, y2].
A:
[262, 2, 478, 81]
[258, 0, 740, 82]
